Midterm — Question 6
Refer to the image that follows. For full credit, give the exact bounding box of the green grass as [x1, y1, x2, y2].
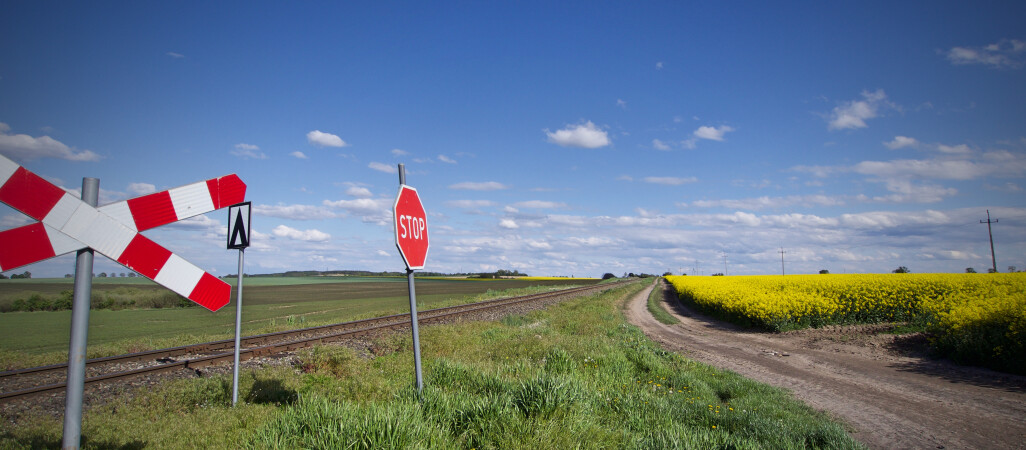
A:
[647, 278, 680, 325]
[0, 280, 596, 370]
[1, 280, 861, 449]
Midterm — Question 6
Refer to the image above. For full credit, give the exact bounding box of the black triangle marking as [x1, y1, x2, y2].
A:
[230, 209, 249, 248]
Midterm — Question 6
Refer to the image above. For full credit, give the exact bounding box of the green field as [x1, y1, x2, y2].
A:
[1, 280, 859, 449]
[0, 277, 600, 369]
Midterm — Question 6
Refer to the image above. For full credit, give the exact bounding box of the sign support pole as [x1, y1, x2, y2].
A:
[226, 201, 251, 406]
[231, 248, 244, 406]
[62, 177, 98, 450]
[398, 164, 424, 395]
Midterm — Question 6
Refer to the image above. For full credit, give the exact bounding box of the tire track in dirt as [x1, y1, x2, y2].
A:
[624, 280, 1026, 450]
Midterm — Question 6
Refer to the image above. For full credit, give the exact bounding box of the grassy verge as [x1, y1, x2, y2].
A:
[647, 278, 679, 325]
[1, 281, 860, 449]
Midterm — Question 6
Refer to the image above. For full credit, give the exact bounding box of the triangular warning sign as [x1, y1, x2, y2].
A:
[227, 202, 251, 249]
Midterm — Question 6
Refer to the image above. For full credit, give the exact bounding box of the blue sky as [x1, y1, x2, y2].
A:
[2, 1, 1025, 278]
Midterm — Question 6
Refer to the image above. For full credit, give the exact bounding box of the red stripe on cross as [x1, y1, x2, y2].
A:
[116, 234, 173, 279]
[0, 223, 56, 270]
[0, 167, 66, 221]
[127, 191, 178, 231]
[207, 174, 246, 210]
[188, 273, 231, 311]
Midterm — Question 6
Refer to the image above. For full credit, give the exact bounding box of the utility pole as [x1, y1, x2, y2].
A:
[722, 253, 728, 276]
[778, 248, 786, 276]
[981, 210, 999, 273]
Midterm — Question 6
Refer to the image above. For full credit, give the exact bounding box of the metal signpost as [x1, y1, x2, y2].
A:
[0, 154, 246, 448]
[393, 163, 429, 394]
[227, 201, 252, 406]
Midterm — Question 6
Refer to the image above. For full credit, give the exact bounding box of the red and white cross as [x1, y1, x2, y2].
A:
[0, 154, 246, 311]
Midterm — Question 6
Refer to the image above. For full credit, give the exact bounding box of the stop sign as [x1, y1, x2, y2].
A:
[393, 185, 429, 270]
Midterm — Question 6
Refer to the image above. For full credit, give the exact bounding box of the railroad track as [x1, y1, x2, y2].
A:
[0, 280, 631, 403]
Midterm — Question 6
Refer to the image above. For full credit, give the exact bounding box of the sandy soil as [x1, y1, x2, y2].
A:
[625, 280, 1026, 450]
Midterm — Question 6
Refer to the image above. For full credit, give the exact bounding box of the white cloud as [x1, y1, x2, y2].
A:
[345, 186, 373, 198]
[391, 149, 408, 156]
[656, 61, 664, 69]
[854, 159, 987, 181]
[369, 162, 397, 174]
[254, 204, 338, 220]
[512, 200, 567, 209]
[449, 181, 510, 191]
[936, 143, 972, 155]
[643, 176, 698, 185]
[272, 225, 331, 242]
[499, 218, 519, 229]
[693, 125, 734, 141]
[166, 52, 185, 58]
[127, 183, 156, 195]
[688, 195, 845, 210]
[884, 136, 919, 150]
[438, 154, 457, 164]
[828, 89, 891, 130]
[322, 197, 392, 224]
[867, 180, 957, 203]
[306, 130, 347, 148]
[681, 138, 697, 149]
[231, 143, 267, 159]
[616, 175, 634, 182]
[652, 139, 670, 150]
[945, 39, 1025, 68]
[447, 200, 496, 208]
[0, 123, 101, 162]
[617, 99, 627, 109]
[290, 151, 308, 159]
[545, 121, 611, 149]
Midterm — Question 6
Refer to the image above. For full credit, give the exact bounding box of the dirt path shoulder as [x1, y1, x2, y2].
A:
[624, 280, 1026, 450]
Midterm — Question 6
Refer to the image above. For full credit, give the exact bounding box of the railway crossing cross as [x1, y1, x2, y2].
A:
[0, 153, 246, 448]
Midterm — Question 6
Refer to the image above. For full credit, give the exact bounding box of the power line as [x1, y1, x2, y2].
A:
[981, 210, 999, 273]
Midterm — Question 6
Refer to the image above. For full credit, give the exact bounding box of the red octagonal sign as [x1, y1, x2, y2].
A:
[393, 185, 429, 270]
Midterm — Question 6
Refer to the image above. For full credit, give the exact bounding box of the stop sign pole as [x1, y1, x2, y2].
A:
[395, 163, 426, 394]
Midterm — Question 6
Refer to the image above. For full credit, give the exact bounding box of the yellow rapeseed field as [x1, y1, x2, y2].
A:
[665, 273, 1026, 373]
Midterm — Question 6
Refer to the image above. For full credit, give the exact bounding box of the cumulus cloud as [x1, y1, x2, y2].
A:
[512, 200, 566, 209]
[272, 225, 331, 242]
[254, 204, 338, 220]
[498, 218, 519, 229]
[368, 162, 397, 173]
[290, 151, 308, 159]
[643, 176, 698, 185]
[345, 186, 373, 198]
[884, 136, 919, 150]
[828, 89, 892, 130]
[449, 181, 510, 191]
[0, 123, 100, 161]
[688, 195, 845, 210]
[127, 183, 156, 195]
[323, 197, 392, 224]
[617, 99, 627, 109]
[306, 130, 347, 147]
[693, 125, 735, 141]
[231, 143, 267, 159]
[545, 121, 611, 148]
[447, 200, 496, 208]
[438, 154, 457, 164]
[945, 39, 1025, 68]
[936, 143, 972, 155]
[652, 139, 670, 150]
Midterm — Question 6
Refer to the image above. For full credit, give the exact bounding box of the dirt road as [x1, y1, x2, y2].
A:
[625, 280, 1026, 449]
